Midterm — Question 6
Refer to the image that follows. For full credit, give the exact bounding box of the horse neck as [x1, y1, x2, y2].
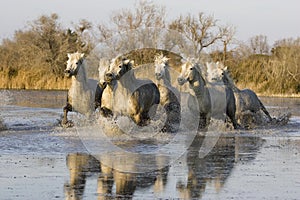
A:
[189, 70, 206, 96]
[158, 68, 172, 86]
[118, 69, 137, 92]
[224, 74, 240, 92]
[73, 63, 88, 88]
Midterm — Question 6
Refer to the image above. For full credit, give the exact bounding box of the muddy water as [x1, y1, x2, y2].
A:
[0, 90, 299, 199]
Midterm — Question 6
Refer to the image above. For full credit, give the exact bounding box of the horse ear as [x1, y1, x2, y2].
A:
[67, 53, 71, 58]
[129, 60, 134, 66]
[163, 56, 170, 63]
[123, 59, 130, 65]
[80, 53, 85, 58]
[224, 66, 228, 71]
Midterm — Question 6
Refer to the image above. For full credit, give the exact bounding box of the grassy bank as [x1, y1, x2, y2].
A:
[0, 69, 70, 90]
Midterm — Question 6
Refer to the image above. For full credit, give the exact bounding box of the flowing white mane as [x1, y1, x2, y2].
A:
[154, 53, 169, 65]
[222, 68, 239, 91]
[182, 58, 208, 81]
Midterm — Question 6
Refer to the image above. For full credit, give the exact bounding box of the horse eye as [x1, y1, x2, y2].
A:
[189, 68, 193, 70]
[76, 62, 78, 65]
[119, 65, 122, 68]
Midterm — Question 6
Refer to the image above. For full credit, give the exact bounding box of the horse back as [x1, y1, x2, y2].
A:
[130, 82, 160, 112]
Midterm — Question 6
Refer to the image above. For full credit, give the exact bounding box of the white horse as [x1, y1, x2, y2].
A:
[220, 66, 274, 127]
[62, 52, 98, 127]
[154, 53, 181, 132]
[105, 57, 160, 126]
[95, 58, 116, 117]
[206, 62, 239, 129]
[177, 60, 211, 130]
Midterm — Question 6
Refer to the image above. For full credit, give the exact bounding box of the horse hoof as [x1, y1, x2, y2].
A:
[61, 120, 74, 128]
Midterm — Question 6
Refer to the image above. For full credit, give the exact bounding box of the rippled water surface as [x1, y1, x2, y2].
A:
[0, 90, 299, 199]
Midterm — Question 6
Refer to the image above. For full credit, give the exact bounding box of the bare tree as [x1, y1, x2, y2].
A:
[220, 25, 236, 64]
[98, 0, 166, 38]
[110, 0, 166, 31]
[169, 12, 231, 57]
[96, 0, 166, 56]
[249, 35, 269, 55]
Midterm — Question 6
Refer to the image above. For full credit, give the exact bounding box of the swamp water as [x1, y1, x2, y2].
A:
[0, 89, 299, 199]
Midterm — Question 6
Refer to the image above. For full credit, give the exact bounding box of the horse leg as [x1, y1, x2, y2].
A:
[226, 102, 239, 129]
[226, 87, 240, 129]
[94, 83, 105, 110]
[100, 107, 113, 118]
[258, 99, 273, 122]
[131, 113, 143, 126]
[62, 102, 73, 127]
[198, 112, 208, 131]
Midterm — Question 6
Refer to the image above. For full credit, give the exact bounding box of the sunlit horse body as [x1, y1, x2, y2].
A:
[220, 66, 273, 127]
[105, 57, 160, 126]
[206, 62, 239, 129]
[62, 53, 98, 127]
[154, 54, 181, 132]
[177, 60, 211, 130]
[95, 58, 116, 117]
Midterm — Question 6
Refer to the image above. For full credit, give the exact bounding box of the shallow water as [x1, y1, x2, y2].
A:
[0, 90, 299, 199]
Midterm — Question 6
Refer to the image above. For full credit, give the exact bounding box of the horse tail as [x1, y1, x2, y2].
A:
[258, 98, 273, 121]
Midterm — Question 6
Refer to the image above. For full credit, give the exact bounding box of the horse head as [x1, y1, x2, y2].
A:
[220, 66, 234, 87]
[105, 57, 134, 83]
[98, 58, 110, 88]
[177, 59, 201, 86]
[154, 53, 169, 80]
[206, 62, 225, 83]
[64, 53, 85, 78]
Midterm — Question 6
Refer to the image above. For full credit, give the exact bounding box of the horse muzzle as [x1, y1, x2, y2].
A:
[177, 77, 187, 85]
[64, 70, 72, 78]
[105, 72, 116, 82]
[155, 73, 162, 80]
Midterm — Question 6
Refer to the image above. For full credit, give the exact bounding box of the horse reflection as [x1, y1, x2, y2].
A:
[177, 135, 264, 199]
[64, 153, 101, 200]
[64, 136, 263, 199]
[64, 153, 169, 200]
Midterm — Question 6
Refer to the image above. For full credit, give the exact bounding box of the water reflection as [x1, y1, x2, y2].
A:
[64, 153, 169, 199]
[177, 135, 264, 199]
[64, 135, 264, 199]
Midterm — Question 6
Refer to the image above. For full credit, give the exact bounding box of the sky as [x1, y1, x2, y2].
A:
[0, 0, 299, 45]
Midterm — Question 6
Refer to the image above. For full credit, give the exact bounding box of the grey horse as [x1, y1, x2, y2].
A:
[177, 60, 212, 130]
[221, 67, 273, 127]
[154, 53, 181, 132]
[105, 57, 160, 126]
[206, 62, 239, 129]
[62, 52, 98, 127]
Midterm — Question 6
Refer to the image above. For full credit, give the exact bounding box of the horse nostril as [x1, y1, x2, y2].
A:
[65, 70, 70, 73]
[106, 73, 113, 78]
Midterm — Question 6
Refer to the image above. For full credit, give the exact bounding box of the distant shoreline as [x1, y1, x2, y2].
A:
[1, 88, 299, 98]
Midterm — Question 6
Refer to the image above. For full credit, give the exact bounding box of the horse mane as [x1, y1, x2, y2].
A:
[155, 53, 171, 81]
[154, 53, 169, 64]
[184, 58, 208, 82]
[77, 57, 87, 82]
[223, 69, 239, 91]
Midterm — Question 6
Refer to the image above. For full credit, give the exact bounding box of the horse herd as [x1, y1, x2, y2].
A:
[62, 52, 275, 131]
